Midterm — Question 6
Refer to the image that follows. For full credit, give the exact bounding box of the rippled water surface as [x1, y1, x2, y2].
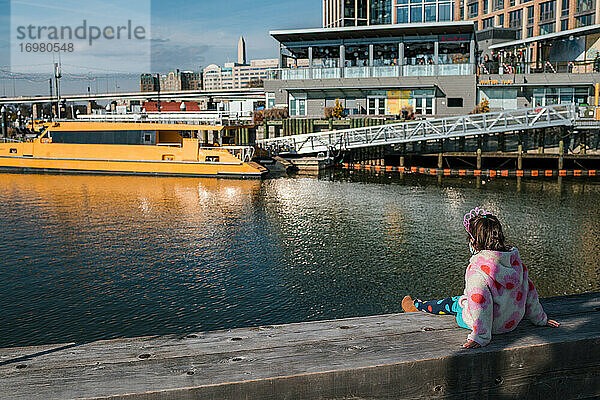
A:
[0, 172, 599, 348]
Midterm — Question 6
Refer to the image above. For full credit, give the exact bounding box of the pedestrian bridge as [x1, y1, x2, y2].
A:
[257, 103, 589, 156]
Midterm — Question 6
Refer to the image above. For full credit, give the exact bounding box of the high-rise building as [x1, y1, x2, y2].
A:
[202, 59, 280, 90]
[238, 37, 247, 65]
[323, 0, 455, 27]
[202, 37, 307, 90]
[139, 70, 202, 92]
[455, 0, 599, 39]
[140, 74, 158, 92]
[180, 71, 202, 90]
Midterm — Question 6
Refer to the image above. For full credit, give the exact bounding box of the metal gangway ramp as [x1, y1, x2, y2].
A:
[257, 103, 578, 156]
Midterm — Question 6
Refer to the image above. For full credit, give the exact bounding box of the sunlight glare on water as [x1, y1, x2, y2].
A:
[0, 172, 598, 348]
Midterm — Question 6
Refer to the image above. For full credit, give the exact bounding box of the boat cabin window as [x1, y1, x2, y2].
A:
[205, 156, 220, 162]
[9, 148, 17, 153]
[50, 130, 156, 145]
[156, 131, 183, 147]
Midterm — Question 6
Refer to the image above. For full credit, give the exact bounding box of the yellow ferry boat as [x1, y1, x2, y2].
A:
[0, 121, 267, 178]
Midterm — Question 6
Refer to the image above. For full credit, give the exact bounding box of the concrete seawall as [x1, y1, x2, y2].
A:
[1, 292, 599, 399]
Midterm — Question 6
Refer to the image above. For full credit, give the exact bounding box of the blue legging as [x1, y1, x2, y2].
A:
[414, 296, 470, 329]
[414, 296, 461, 315]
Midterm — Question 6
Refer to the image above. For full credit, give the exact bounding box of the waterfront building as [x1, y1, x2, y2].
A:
[266, 22, 479, 117]
[323, 0, 455, 27]
[265, 22, 599, 118]
[456, 0, 600, 39]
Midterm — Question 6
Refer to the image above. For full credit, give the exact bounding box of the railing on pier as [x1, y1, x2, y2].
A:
[257, 103, 578, 156]
[479, 60, 598, 75]
[268, 64, 475, 80]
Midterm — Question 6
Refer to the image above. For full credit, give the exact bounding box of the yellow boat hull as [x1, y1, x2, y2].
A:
[0, 141, 267, 179]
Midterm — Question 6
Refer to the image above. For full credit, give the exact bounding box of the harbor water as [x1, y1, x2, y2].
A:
[0, 171, 599, 348]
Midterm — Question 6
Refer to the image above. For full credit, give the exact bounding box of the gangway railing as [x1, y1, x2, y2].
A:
[257, 103, 578, 156]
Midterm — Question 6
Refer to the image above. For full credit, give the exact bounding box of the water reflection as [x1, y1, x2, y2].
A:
[0, 172, 598, 348]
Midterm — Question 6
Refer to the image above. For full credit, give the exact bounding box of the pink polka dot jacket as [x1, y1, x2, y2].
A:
[458, 248, 548, 346]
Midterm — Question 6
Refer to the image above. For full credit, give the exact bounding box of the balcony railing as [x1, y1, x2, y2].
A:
[479, 60, 598, 74]
[269, 64, 475, 80]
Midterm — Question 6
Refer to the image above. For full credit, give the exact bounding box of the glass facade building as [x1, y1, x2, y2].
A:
[323, 0, 453, 27]
[395, 0, 454, 24]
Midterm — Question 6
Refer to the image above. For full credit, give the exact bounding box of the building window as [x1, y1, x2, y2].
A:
[576, 0, 595, 13]
[539, 0, 556, 22]
[539, 22, 555, 34]
[532, 87, 589, 107]
[561, 0, 569, 15]
[561, 18, 569, 30]
[411, 5, 423, 21]
[575, 14, 595, 27]
[397, 6, 409, 22]
[289, 96, 306, 116]
[527, 26, 534, 37]
[481, 88, 518, 110]
[439, 3, 452, 20]
[448, 98, 464, 107]
[483, 0, 488, 14]
[424, 4, 436, 21]
[509, 0, 516, 6]
[493, 0, 503, 11]
[527, 5, 534, 24]
[367, 98, 386, 115]
[483, 16, 494, 28]
[371, 0, 392, 24]
[266, 93, 275, 109]
[509, 9, 522, 28]
[415, 97, 434, 115]
[497, 13, 505, 26]
[468, 2, 478, 18]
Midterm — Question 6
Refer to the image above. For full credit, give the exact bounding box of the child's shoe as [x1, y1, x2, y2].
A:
[402, 296, 419, 313]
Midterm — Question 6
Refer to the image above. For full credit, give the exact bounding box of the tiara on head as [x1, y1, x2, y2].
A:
[463, 207, 489, 240]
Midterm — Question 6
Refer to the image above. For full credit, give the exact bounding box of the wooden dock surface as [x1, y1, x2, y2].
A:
[1, 292, 599, 399]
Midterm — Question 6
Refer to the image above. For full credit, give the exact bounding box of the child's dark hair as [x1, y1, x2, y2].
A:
[467, 214, 510, 252]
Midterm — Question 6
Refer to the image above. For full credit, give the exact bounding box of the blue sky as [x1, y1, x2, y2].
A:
[150, 0, 321, 71]
[0, 0, 322, 95]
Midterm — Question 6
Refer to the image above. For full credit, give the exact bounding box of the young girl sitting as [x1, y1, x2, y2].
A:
[402, 207, 560, 348]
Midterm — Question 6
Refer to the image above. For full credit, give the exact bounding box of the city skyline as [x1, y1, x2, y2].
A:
[0, 0, 322, 95]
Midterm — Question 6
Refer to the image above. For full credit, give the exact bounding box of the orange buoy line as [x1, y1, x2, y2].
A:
[342, 163, 597, 178]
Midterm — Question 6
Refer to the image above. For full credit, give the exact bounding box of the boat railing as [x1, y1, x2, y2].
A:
[201, 146, 255, 162]
[0, 138, 24, 144]
[156, 142, 183, 148]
